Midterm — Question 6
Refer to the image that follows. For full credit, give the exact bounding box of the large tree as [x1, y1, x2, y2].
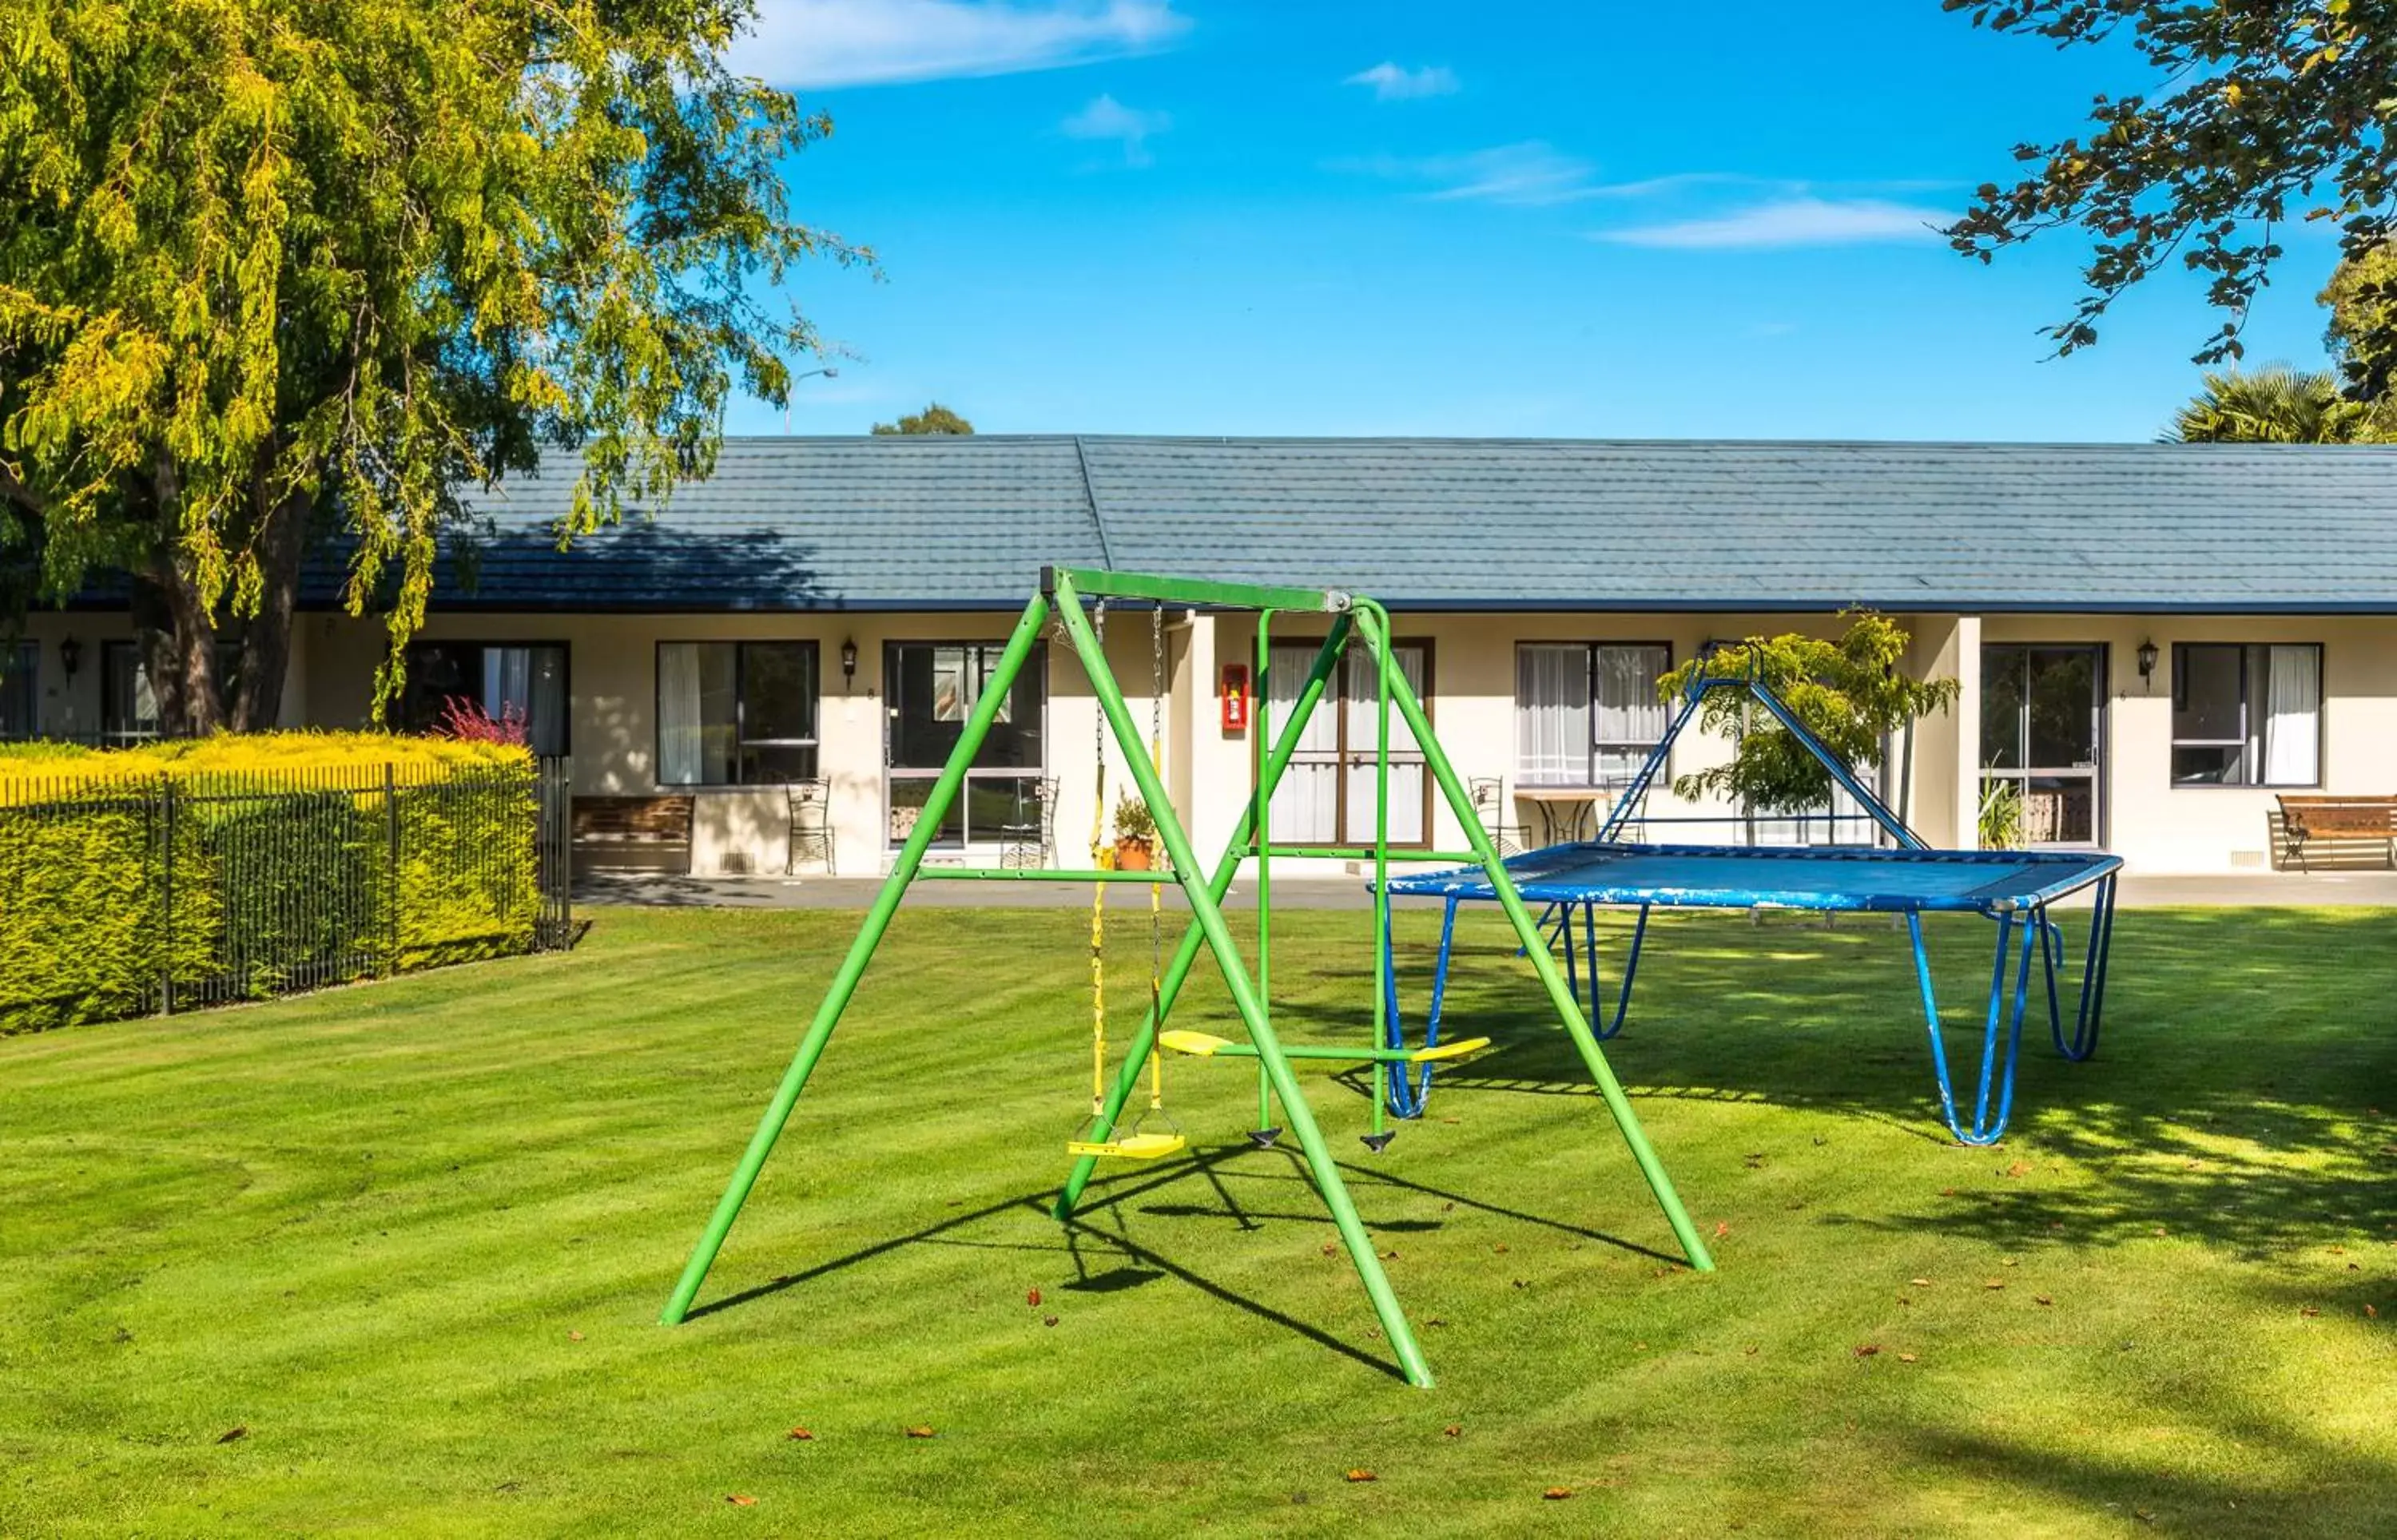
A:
[0, 0, 853, 733]
[1946, 1, 2397, 366]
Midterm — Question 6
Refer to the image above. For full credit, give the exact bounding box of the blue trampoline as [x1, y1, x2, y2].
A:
[1378, 842, 2122, 1146]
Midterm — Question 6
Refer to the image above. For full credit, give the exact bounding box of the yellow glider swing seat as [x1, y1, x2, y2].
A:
[1158, 1030, 1496, 1066]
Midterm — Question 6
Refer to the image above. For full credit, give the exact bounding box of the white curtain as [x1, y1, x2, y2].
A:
[1341, 645, 1426, 843]
[1267, 645, 1340, 842]
[1593, 645, 1668, 782]
[658, 643, 705, 785]
[1517, 645, 1589, 786]
[2263, 645, 2320, 786]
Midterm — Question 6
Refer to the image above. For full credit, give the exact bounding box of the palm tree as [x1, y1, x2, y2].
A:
[2165, 365, 2371, 443]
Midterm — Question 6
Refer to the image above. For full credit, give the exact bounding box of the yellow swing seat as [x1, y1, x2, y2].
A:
[1407, 1036, 1492, 1064]
[1066, 1131, 1187, 1161]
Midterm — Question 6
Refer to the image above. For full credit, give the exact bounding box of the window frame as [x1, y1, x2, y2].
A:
[399, 639, 573, 756]
[882, 637, 1050, 850]
[2168, 641, 2323, 791]
[1258, 633, 1437, 851]
[1513, 639, 1676, 789]
[652, 639, 822, 789]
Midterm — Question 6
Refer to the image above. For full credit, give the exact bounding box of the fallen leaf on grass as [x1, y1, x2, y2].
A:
[1513, 1280, 1528, 1289]
[1345, 1469, 1377, 1483]
[787, 1427, 814, 1441]
[567, 1331, 585, 1342]
[1898, 1353, 1918, 1363]
[2005, 1161, 2030, 1177]
[1443, 1425, 1461, 1438]
[2367, 1304, 2380, 1320]
[2001, 1258, 2019, 1268]
[1853, 1344, 1882, 1358]
[1425, 1317, 1449, 1328]
[726, 1494, 757, 1506]
[1743, 1346, 1759, 1356]
[905, 1426, 936, 1439]
[1939, 1187, 1957, 1197]
[1984, 1281, 2006, 1291]
[1043, 1315, 1059, 1328]
[216, 1426, 248, 1444]
[1910, 1277, 1933, 1288]
[1542, 1486, 1573, 1501]
[1713, 1221, 1731, 1239]
[2035, 1296, 2054, 1307]
[1026, 1288, 1041, 1308]
[1493, 1244, 1509, 1254]
[1322, 1243, 1338, 1256]
[2301, 1307, 2321, 1318]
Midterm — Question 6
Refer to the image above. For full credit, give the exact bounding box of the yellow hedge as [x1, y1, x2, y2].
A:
[0, 732, 529, 804]
[0, 734, 543, 1032]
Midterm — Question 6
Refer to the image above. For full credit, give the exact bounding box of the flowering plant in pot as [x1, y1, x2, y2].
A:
[1111, 794, 1159, 871]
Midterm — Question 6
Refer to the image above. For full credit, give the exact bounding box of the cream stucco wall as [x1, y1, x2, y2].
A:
[22, 603, 2394, 879]
[1979, 613, 2397, 873]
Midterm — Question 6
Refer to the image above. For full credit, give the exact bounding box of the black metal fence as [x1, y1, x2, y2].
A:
[0, 757, 572, 1032]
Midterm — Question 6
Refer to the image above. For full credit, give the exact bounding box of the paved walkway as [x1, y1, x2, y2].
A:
[577, 867, 2397, 911]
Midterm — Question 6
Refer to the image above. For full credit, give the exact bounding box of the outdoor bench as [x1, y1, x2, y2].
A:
[2275, 794, 2397, 871]
[571, 793, 695, 873]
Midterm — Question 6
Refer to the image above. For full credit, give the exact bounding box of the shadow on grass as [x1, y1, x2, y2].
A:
[1262, 907, 2397, 1258]
[681, 1138, 1690, 1381]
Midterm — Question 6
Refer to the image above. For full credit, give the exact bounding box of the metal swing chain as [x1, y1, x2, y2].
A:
[1146, 602, 1167, 1115]
[1087, 598, 1108, 1121]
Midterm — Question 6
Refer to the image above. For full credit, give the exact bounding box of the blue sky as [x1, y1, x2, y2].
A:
[728, 1, 2344, 443]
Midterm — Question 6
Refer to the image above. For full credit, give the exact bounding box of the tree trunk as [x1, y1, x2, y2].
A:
[132, 553, 225, 738]
[229, 489, 312, 731]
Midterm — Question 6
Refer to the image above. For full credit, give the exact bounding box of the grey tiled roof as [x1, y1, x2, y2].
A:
[409, 435, 2397, 613]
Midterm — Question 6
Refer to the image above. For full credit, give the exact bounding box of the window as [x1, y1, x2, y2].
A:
[1516, 642, 1671, 786]
[885, 641, 1047, 847]
[1266, 641, 1433, 847]
[656, 641, 820, 785]
[400, 642, 569, 755]
[101, 641, 161, 744]
[0, 641, 34, 740]
[2171, 643, 2320, 787]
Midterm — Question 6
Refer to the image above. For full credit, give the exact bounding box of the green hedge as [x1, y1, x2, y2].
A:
[0, 737, 546, 1034]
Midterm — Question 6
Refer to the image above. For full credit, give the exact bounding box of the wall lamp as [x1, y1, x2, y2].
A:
[2137, 639, 2158, 692]
[58, 635, 81, 678]
[840, 638, 858, 688]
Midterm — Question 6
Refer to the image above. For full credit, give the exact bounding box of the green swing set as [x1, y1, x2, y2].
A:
[658, 567, 1715, 1389]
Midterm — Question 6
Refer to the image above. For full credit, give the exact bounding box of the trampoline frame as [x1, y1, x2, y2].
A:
[1381, 842, 2123, 1146]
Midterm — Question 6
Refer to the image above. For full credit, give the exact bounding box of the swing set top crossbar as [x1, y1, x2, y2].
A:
[1043, 565, 1353, 613]
[1386, 842, 2123, 915]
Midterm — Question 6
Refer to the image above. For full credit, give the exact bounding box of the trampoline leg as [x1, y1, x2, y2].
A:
[1906, 912, 1966, 1141]
[1591, 904, 1651, 1041]
[1965, 913, 2037, 1144]
[2061, 873, 2117, 1062]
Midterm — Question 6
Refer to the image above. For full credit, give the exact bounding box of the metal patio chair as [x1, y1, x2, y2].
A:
[785, 778, 835, 875]
[999, 777, 1059, 869]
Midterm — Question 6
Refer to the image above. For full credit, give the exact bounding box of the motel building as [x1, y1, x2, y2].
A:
[6, 435, 2395, 879]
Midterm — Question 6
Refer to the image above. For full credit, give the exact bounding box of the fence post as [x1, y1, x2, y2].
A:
[384, 764, 400, 978]
[160, 775, 176, 1017]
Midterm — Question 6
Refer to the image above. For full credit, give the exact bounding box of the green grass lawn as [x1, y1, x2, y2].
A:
[3, 903, 2394, 1538]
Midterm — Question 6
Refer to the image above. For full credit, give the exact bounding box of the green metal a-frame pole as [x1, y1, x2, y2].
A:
[1049, 571, 1436, 1387]
[660, 594, 1052, 1326]
[1052, 616, 1354, 1219]
[1350, 606, 1715, 1273]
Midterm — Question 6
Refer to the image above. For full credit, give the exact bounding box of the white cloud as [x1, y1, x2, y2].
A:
[1061, 93, 1171, 166]
[1345, 62, 1459, 101]
[1592, 196, 1949, 249]
[730, 0, 1190, 89]
[1333, 141, 1599, 206]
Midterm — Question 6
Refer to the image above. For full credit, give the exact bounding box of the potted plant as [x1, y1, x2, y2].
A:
[1112, 794, 1159, 871]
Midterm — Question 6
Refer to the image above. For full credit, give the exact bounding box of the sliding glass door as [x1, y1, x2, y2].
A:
[1982, 644, 2105, 847]
[884, 641, 1047, 848]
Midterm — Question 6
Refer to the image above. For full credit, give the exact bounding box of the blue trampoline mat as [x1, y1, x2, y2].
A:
[1382, 842, 2123, 914]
